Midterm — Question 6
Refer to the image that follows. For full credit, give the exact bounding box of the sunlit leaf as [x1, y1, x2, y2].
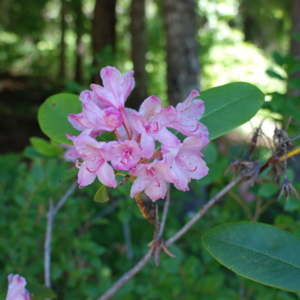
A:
[202, 222, 300, 293]
[30, 137, 60, 157]
[94, 184, 110, 203]
[199, 82, 265, 140]
[38, 93, 81, 145]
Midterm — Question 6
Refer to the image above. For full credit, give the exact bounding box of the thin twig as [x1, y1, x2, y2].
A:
[252, 197, 262, 222]
[158, 184, 171, 237]
[53, 182, 77, 215]
[97, 249, 153, 300]
[44, 182, 77, 289]
[166, 175, 243, 246]
[228, 190, 253, 220]
[44, 198, 54, 287]
[259, 198, 277, 214]
[97, 176, 243, 300]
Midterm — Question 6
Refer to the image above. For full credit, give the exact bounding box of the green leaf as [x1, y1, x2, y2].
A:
[199, 82, 265, 140]
[94, 185, 110, 203]
[257, 182, 278, 197]
[292, 32, 300, 42]
[23, 146, 47, 159]
[30, 137, 59, 157]
[27, 281, 56, 298]
[272, 51, 285, 67]
[288, 78, 300, 90]
[38, 93, 81, 145]
[202, 142, 218, 164]
[266, 69, 286, 81]
[202, 222, 300, 293]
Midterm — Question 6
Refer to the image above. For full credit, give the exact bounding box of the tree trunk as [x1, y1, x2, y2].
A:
[289, 0, 300, 97]
[163, 0, 200, 106]
[73, 0, 84, 84]
[59, 0, 67, 80]
[127, 0, 147, 110]
[92, 0, 117, 85]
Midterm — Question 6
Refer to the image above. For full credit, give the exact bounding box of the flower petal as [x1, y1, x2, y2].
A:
[96, 161, 117, 188]
[172, 162, 189, 191]
[139, 95, 162, 118]
[6, 274, 31, 300]
[130, 175, 147, 198]
[77, 164, 97, 188]
[101, 67, 135, 108]
[144, 178, 169, 201]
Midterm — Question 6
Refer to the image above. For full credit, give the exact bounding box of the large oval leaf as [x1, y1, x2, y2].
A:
[202, 222, 300, 293]
[199, 82, 265, 140]
[38, 93, 81, 145]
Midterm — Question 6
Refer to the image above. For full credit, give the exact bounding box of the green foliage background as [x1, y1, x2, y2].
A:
[1, 0, 300, 299]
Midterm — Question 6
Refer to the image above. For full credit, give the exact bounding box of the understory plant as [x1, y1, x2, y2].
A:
[2, 65, 300, 300]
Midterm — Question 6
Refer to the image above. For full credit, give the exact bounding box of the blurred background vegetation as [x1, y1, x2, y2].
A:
[1, 0, 300, 299]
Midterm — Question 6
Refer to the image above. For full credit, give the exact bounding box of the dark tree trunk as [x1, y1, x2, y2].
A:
[163, 0, 200, 106]
[289, 0, 300, 97]
[127, 0, 147, 110]
[92, 0, 117, 85]
[59, 0, 67, 79]
[73, 0, 84, 84]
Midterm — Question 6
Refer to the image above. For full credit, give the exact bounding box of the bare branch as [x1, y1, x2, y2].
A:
[44, 198, 54, 287]
[44, 182, 77, 289]
[97, 176, 243, 300]
[166, 175, 242, 246]
[53, 182, 77, 215]
[158, 184, 171, 237]
[228, 190, 253, 220]
[97, 249, 153, 300]
[252, 197, 262, 222]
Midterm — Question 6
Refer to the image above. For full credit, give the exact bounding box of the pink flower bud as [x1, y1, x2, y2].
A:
[5, 274, 31, 300]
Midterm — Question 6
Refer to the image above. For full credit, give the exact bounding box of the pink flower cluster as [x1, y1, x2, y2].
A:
[5, 274, 31, 300]
[67, 66, 209, 201]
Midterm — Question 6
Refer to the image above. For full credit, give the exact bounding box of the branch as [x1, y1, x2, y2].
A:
[44, 182, 77, 288]
[53, 181, 77, 215]
[97, 175, 243, 300]
[166, 175, 242, 246]
[44, 198, 54, 288]
[97, 249, 153, 300]
[158, 184, 171, 237]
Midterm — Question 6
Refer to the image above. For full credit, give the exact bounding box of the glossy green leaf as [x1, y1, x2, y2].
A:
[199, 82, 265, 140]
[202, 222, 300, 293]
[30, 137, 59, 157]
[27, 281, 56, 298]
[94, 184, 110, 203]
[38, 93, 81, 145]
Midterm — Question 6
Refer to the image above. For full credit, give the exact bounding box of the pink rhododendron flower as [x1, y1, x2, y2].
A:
[131, 95, 179, 158]
[130, 160, 177, 201]
[61, 143, 78, 162]
[5, 274, 31, 300]
[68, 98, 123, 137]
[67, 133, 117, 188]
[168, 90, 206, 136]
[108, 140, 143, 170]
[162, 135, 209, 191]
[91, 66, 135, 110]
[67, 66, 209, 201]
